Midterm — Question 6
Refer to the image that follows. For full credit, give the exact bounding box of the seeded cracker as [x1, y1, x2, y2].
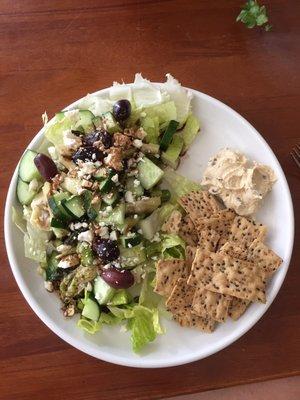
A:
[192, 288, 231, 322]
[179, 191, 221, 220]
[194, 209, 236, 244]
[198, 229, 220, 252]
[161, 209, 182, 234]
[188, 250, 266, 303]
[178, 215, 199, 246]
[248, 239, 282, 277]
[218, 241, 248, 261]
[228, 297, 250, 320]
[186, 246, 197, 268]
[154, 259, 188, 297]
[166, 278, 215, 332]
[229, 216, 267, 248]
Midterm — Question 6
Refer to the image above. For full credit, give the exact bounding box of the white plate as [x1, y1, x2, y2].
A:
[4, 86, 294, 368]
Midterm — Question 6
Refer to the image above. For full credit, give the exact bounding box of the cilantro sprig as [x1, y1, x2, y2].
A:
[237, 0, 272, 31]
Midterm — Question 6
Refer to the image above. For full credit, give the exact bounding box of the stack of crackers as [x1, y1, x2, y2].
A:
[155, 191, 282, 332]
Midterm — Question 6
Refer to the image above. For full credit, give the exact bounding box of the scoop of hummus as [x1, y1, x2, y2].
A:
[201, 148, 277, 216]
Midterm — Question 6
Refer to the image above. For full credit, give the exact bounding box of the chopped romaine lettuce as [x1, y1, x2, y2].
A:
[77, 318, 101, 334]
[24, 233, 47, 263]
[144, 101, 177, 126]
[161, 234, 185, 259]
[181, 113, 200, 153]
[141, 116, 160, 144]
[130, 305, 158, 353]
[12, 206, 27, 233]
[139, 271, 161, 308]
[162, 168, 201, 200]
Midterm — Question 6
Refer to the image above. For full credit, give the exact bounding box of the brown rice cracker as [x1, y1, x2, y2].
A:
[248, 239, 282, 277]
[178, 215, 199, 246]
[187, 250, 266, 303]
[229, 216, 267, 248]
[198, 229, 220, 252]
[154, 259, 188, 297]
[218, 241, 248, 261]
[228, 297, 250, 320]
[179, 191, 221, 220]
[192, 288, 231, 322]
[195, 209, 236, 243]
[166, 278, 215, 332]
[161, 209, 182, 235]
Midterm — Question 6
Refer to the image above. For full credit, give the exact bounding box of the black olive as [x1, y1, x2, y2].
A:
[72, 146, 103, 164]
[92, 238, 120, 263]
[113, 100, 131, 122]
[101, 267, 134, 289]
[34, 153, 58, 181]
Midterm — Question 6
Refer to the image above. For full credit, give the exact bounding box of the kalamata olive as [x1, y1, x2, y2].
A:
[34, 153, 58, 181]
[113, 99, 131, 122]
[72, 146, 103, 164]
[101, 267, 134, 289]
[92, 238, 120, 263]
[84, 130, 113, 149]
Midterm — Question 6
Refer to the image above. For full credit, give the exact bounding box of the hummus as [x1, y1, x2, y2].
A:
[201, 148, 277, 216]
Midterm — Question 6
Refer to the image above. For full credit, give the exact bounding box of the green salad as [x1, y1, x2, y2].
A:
[13, 74, 201, 352]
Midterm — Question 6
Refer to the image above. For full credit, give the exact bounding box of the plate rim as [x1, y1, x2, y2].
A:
[4, 85, 295, 368]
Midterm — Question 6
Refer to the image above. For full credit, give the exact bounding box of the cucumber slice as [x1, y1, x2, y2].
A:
[94, 276, 116, 305]
[139, 209, 161, 240]
[97, 204, 125, 228]
[108, 289, 132, 306]
[101, 112, 121, 134]
[48, 193, 73, 222]
[137, 157, 164, 190]
[82, 298, 100, 322]
[180, 114, 200, 153]
[19, 150, 41, 182]
[16, 178, 37, 205]
[61, 195, 85, 219]
[92, 116, 102, 129]
[120, 243, 146, 268]
[125, 197, 161, 215]
[99, 170, 115, 194]
[50, 218, 66, 229]
[82, 190, 101, 221]
[61, 176, 81, 195]
[102, 190, 119, 206]
[120, 233, 143, 248]
[52, 227, 68, 238]
[160, 120, 179, 151]
[125, 177, 144, 197]
[141, 143, 160, 155]
[161, 133, 184, 168]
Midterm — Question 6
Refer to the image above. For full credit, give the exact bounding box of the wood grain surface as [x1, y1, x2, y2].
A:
[0, 1, 299, 399]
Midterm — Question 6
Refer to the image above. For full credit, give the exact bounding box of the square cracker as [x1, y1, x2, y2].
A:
[166, 278, 215, 332]
[161, 210, 182, 235]
[154, 259, 188, 297]
[178, 215, 199, 246]
[218, 241, 248, 261]
[179, 191, 221, 220]
[229, 216, 267, 248]
[187, 250, 266, 303]
[248, 239, 282, 277]
[192, 288, 231, 322]
[198, 229, 220, 252]
[228, 297, 250, 320]
[186, 246, 197, 269]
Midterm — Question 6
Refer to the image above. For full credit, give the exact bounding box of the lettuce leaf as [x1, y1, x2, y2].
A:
[24, 233, 47, 263]
[77, 318, 101, 334]
[161, 234, 185, 259]
[130, 305, 157, 353]
[162, 168, 201, 200]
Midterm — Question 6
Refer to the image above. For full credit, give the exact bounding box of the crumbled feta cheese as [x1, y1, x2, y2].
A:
[137, 229, 143, 234]
[44, 281, 53, 292]
[28, 179, 39, 192]
[56, 244, 72, 253]
[133, 179, 140, 187]
[151, 256, 158, 261]
[133, 214, 139, 219]
[125, 191, 134, 203]
[48, 146, 57, 160]
[133, 139, 143, 148]
[111, 174, 119, 183]
[77, 230, 93, 243]
[99, 226, 109, 238]
[127, 243, 132, 248]
[106, 206, 113, 212]
[110, 230, 117, 241]
[151, 233, 161, 242]
[77, 161, 97, 177]
[58, 260, 72, 269]
[63, 129, 81, 148]
[86, 282, 92, 292]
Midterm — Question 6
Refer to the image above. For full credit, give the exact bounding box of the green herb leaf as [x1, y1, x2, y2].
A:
[237, 0, 271, 30]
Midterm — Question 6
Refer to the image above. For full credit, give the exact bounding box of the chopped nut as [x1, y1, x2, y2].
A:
[91, 195, 101, 205]
[113, 132, 132, 149]
[63, 303, 75, 317]
[81, 179, 93, 188]
[123, 127, 146, 139]
[104, 147, 123, 171]
[58, 254, 80, 269]
[44, 281, 54, 292]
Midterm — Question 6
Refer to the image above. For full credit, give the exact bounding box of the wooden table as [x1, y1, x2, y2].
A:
[1, 1, 299, 399]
